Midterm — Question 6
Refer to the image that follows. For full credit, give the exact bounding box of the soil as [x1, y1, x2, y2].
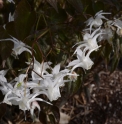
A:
[62, 65, 122, 124]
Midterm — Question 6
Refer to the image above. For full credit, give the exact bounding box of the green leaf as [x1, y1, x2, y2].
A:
[49, 114, 56, 124]
[110, 56, 119, 73]
[72, 72, 83, 94]
[119, 37, 122, 55]
[67, 0, 83, 13]
[46, 0, 58, 13]
[65, 1, 76, 16]
[92, 1, 104, 13]
[24, 29, 49, 62]
[111, 0, 121, 11]
[14, 0, 36, 40]
[101, 43, 112, 64]
[47, 7, 67, 25]
[84, 85, 91, 103]
[93, 73, 100, 90]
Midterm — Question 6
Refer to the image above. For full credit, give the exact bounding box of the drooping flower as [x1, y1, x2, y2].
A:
[0, 36, 32, 56]
[14, 74, 27, 89]
[30, 63, 71, 101]
[67, 48, 97, 71]
[29, 63, 74, 101]
[30, 101, 40, 119]
[0, 79, 51, 119]
[0, 70, 8, 83]
[38, 75, 69, 102]
[0, 82, 13, 96]
[98, 28, 113, 42]
[113, 19, 122, 36]
[85, 10, 111, 33]
[51, 63, 69, 79]
[74, 27, 102, 53]
[31, 59, 52, 81]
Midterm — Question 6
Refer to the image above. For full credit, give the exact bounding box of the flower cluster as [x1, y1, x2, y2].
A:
[67, 10, 122, 73]
[0, 3, 122, 120]
[0, 34, 77, 119]
[68, 11, 111, 72]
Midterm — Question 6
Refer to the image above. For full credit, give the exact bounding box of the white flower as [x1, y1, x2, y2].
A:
[0, 36, 32, 56]
[113, 19, 122, 36]
[3, 12, 14, 29]
[85, 10, 111, 33]
[30, 101, 40, 118]
[113, 19, 122, 28]
[67, 48, 97, 71]
[51, 63, 69, 79]
[0, 81, 51, 119]
[7, 0, 15, 4]
[31, 59, 52, 81]
[39, 76, 69, 101]
[8, 12, 14, 22]
[74, 27, 102, 52]
[98, 28, 113, 42]
[105, 20, 114, 29]
[26, 92, 52, 118]
[0, 70, 8, 83]
[0, 82, 13, 95]
[14, 74, 27, 89]
[31, 69, 70, 102]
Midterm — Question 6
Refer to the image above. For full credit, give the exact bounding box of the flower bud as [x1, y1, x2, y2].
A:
[69, 71, 78, 82]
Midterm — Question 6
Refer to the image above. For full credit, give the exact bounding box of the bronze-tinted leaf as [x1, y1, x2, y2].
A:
[67, 0, 83, 13]
[51, 106, 60, 123]
[14, 0, 36, 40]
[0, 41, 14, 61]
[110, 56, 119, 73]
[0, 103, 7, 119]
[72, 72, 83, 94]
[39, 111, 47, 124]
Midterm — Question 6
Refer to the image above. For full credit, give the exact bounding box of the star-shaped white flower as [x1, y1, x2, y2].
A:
[0, 36, 32, 56]
[85, 10, 111, 33]
[0, 70, 8, 83]
[31, 59, 52, 81]
[13, 74, 27, 90]
[113, 19, 122, 36]
[74, 27, 102, 53]
[38, 76, 69, 102]
[68, 48, 97, 71]
[98, 28, 113, 42]
[30, 63, 71, 102]
[0, 80, 51, 119]
[51, 63, 69, 79]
